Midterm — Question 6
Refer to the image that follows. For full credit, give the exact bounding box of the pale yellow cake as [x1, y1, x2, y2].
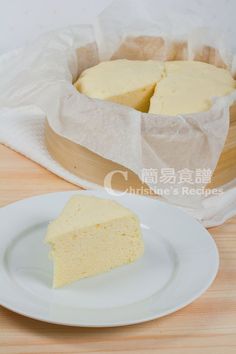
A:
[45, 195, 144, 288]
[149, 61, 235, 115]
[75, 59, 164, 112]
[75, 59, 235, 115]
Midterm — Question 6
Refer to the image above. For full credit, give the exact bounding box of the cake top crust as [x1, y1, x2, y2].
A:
[46, 195, 137, 241]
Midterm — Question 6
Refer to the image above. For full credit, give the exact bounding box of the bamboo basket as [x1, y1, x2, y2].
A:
[45, 106, 236, 192]
[45, 40, 236, 193]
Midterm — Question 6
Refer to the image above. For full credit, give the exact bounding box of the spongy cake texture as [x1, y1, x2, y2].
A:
[75, 59, 235, 115]
[45, 195, 144, 287]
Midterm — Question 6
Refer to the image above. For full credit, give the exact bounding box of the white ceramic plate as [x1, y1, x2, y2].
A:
[0, 190, 219, 327]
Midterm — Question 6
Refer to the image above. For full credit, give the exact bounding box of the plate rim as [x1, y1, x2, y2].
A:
[0, 190, 219, 327]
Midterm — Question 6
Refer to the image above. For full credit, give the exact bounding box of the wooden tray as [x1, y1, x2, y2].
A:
[45, 104, 236, 193]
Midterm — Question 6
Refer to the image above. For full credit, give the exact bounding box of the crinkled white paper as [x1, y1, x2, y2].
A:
[0, 0, 236, 223]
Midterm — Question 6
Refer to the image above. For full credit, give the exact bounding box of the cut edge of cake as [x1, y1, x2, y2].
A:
[75, 59, 235, 116]
[45, 195, 144, 288]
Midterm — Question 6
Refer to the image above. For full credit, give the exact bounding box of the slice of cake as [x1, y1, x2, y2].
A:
[74, 59, 164, 112]
[45, 195, 144, 288]
[149, 61, 235, 115]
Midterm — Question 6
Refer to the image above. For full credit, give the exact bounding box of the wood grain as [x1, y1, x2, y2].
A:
[0, 143, 236, 354]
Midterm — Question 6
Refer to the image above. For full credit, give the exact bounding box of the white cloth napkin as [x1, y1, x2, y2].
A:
[0, 104, 235, 228]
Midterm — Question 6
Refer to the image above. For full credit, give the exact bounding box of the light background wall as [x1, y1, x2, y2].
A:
[0, 0, 235, 54]
[0, 0, 112, 53]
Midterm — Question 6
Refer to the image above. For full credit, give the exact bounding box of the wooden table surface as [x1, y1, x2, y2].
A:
[0, 143, 235, 354]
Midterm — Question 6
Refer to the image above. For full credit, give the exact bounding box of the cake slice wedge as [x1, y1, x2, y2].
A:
[149, 60, 235, 116]
[75, 59, 164, 112]
[45, 195, 144, 288]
